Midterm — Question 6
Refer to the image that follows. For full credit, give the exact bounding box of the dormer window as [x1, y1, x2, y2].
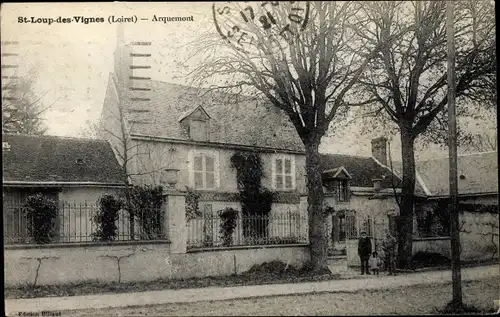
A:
[190, 119, 207, 142]
[179, 106, 211, 142]
[322, 166, 351, 202]
[336, 180, 349, 202]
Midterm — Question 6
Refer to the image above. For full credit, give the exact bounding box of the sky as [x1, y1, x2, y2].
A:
[1, 2, 496, 162]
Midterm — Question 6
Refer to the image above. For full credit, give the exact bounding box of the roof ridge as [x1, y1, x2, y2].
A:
[457, 151, 497, 157]
[418, 151, 497, 163]
[319, 152, 370, 159]
[147, 78, 268, 102]
[3, 133, 107, 143]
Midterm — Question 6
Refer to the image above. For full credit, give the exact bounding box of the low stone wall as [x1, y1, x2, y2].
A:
[4, 242, 309, 287]
[412, 211, 499, 262]
[413, 237, 451, 258]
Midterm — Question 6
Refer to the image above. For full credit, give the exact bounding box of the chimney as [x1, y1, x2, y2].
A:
[113, 24, 132, 100]
[371, 137, 388, 166]
[113, 25, 152, 102]
[372, 178, 383, 192]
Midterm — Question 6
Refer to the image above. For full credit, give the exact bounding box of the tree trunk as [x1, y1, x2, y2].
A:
[124, 181, 135, 240]
[398, 128, 416, 269]
[304, 141, 328, 270]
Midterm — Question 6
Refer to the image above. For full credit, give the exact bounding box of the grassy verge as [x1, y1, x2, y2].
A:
[5, 261, 339, 299]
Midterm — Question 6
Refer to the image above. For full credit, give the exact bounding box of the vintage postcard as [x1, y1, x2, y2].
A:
[2, 1, 498, 316]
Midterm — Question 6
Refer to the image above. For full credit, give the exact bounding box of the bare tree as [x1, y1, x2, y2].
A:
[467, 132, 497, 152]
[186, 2, 404, 270]
[99, 98, 172, 239]
[77, 120, 102, 139]
[353, 0, 496, 268]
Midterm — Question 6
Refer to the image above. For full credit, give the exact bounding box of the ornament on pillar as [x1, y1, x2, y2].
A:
[161, 168, 180, 190]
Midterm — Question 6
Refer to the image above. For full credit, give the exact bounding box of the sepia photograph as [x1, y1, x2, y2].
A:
[2, 1, 498, 316]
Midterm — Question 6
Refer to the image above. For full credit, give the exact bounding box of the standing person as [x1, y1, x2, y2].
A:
[357, 230, 372, 275]
[382, 230, 397, 276]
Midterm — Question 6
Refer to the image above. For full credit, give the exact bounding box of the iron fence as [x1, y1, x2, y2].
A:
[3, 201, 166, 245]
[187, 211, 308, 249]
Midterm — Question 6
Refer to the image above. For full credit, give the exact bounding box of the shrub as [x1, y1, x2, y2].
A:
[23, 194, 58, 244]
[246, 261, 294, 276]
[218, 208, 239, 247]
[410, 251, 451, 269]
[93, 195, 123, 241]
[435, 301, 482, 314]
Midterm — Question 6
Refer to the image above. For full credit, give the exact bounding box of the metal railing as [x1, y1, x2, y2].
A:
[3, 201, 166, 245]
[187, 211, 308, 249]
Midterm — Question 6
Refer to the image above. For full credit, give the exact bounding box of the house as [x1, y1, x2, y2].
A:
[99, 29, 309, 248]
[410, 151, 499, 261]
[100, 31, 410, 259]
[322, 140, 498, 266]
[319, 137, 405, 266]
[2, 133, 126, 243]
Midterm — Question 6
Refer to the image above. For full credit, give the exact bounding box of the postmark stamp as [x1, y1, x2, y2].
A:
[212, 1, 310, 53]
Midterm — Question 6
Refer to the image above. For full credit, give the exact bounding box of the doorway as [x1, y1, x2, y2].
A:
[329, 210, 356, 256]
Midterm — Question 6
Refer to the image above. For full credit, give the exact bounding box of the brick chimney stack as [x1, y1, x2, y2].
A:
[371, 137, 388, 166]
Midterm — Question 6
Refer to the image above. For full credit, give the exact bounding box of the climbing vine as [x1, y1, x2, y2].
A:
[185, 187, 202, 221]
[230, 151, 274, 239]
[127, 185, 164, 240]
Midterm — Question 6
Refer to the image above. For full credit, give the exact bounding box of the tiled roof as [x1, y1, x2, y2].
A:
[120, 79, 304, 152]
[415, 152, 498, 196]
[389, 161, 429, 196]
[2, 134, 126, 185]
[319, 153, 401, 188]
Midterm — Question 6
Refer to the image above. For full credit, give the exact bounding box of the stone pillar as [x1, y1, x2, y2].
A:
[163, 190, 187, 254]
[299, 196, 309, 243]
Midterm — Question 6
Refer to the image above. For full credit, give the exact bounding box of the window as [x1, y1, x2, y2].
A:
[336, 180, 349, 202]
[360, 216, 373, 236]
[272, 155, 295, 190]
[345, 212, 357, 239]
[193, 153, 216, 189]
[190, 120, 208, 142]
[417, 208, 450, 237]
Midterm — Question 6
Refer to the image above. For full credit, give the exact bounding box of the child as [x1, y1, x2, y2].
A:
[369, 251, 382, 275]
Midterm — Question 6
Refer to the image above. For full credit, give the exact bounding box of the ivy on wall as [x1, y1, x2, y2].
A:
[218, 207, 239, 246]
[93, 195, 123, 242]
[127, 185, 165, 240]
[230, 151, 274, 239]
[185, 187, 202, 221]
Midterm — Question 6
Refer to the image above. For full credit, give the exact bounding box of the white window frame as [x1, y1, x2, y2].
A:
[188, 149, 220, 190]
[271, 154, 296, 191]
